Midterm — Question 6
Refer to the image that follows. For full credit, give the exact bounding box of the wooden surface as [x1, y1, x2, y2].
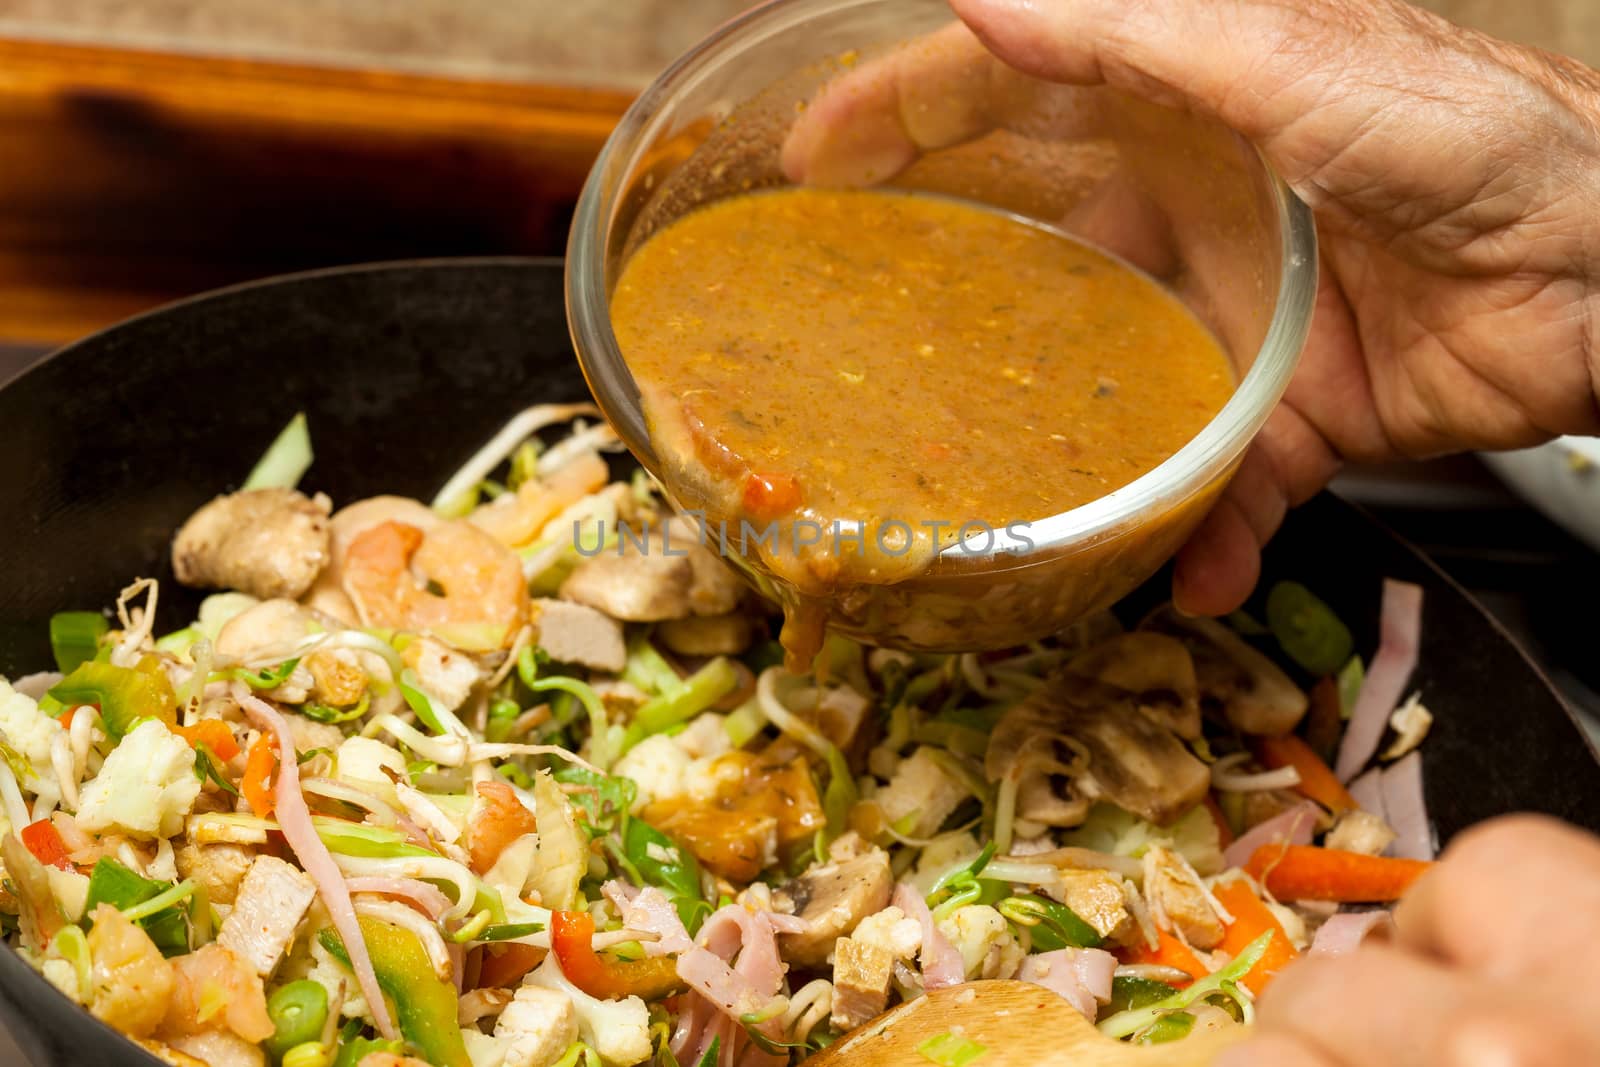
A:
[0, 38, 634, 344]
[809, 981, 1246, 1067]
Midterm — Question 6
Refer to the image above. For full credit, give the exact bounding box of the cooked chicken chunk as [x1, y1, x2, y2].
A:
[656, 613, 753, 657]
[1143, 845, 1225, 949]
[218, 856, 316, 977]
[829, 936, 894, 1030]
[172, 488, 331, 601]
[175, 842, 256, 906]
[403, 635, 483, 711]
[1326, 809, 1398, 856]
[214, 599, 318, 662]
[875, 747, 968, 839]
[1049, 868, 1133, 942]
[778, 850, 893, 966]
[558, 516, 743, 622]
[560, 548, 694, 622]
[494, 985, 580, 1067]
[532, 597, 627, 671]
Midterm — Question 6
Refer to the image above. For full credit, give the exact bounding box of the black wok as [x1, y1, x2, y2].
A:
[0, 259, 1595, 1067]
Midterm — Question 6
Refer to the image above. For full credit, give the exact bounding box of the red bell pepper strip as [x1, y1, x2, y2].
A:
[550, 910, 684, 1000]
[20, 819, 74, 872]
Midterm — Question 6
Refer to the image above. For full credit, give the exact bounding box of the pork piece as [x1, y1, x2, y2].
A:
[217, 855, 317, 977]
[777, 850, 893, 967]
[829, 937, 894, 1030]
[558, 516, 742, 622]
[532, 598, 627, 672]
[172, 488, 331, 601]
[1143, 845, 1225, 949]
[875, 747, 968, 839]
[175, 842, 256, 906]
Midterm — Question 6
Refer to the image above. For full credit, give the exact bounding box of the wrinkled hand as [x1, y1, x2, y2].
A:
[782, 0, 1600, 614]
[1220, 816, 1600, 1066]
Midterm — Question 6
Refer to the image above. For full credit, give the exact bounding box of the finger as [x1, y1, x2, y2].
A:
[1170, 462, 1266, 617]
[1214, 1033, 1339, 1067]
[780, 22, 1000, 185]
[1394, 815, 1600, 985]
[1261, 945, 1600, 1067]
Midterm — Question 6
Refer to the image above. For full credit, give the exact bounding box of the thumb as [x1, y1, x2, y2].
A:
[950, 0, 1376, 186]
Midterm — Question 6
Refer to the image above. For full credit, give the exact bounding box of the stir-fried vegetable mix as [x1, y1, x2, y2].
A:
[0, 410, 1438, 1067]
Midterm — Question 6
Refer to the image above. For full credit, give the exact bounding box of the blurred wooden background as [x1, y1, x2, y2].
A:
[0, 0, 1593, 349]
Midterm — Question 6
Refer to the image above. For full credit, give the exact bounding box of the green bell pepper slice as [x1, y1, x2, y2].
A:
[320, 916, 470, 1067]
[47, 656, 176, 739]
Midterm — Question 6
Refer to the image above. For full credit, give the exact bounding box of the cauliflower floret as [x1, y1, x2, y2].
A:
[0, 679, 63, 768]
[0, 680, 65, 814]
[76, 719, 199, 839]
[850, 906, 922, 961]
[610, 733, 690, 811]
[335, 736, 409, 805]
[674, 713, 732, 760]
[464, 1030, 511, 1067]
[936, 904, 1025, 981]
[525, 952, 650, 1066]
[302, 936, 369, 1019]
[494, 985, 580, 1067]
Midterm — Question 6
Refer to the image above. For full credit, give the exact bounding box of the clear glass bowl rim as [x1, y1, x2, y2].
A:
[566, 0, 1319, 566]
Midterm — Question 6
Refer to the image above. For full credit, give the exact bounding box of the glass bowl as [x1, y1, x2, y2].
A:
[567, 0, 1318, 653]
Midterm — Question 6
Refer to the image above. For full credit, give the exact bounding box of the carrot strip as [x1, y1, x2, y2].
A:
[1245, 843, 1432, 903]
[1212, 879, 1298, 995]
[174, 719, 241, 762]
[1254, 733, 1357, 816]
[1118, 929, 1208, 988]
[241, 735, 278, 818]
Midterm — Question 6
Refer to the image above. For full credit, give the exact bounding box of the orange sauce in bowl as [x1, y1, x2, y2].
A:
[611, 188, 1235, 665]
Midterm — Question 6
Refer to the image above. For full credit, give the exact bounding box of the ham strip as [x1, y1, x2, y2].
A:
[601, 881, 693, 955]
[1336, 580, 1424, 782]
[1222, 800, 1320, 870]
[1310, 910, 1396, 957]
[236, 688, 396, 1039]
[1018, 948, 1117, 1019]
[344, 877, 452, 921]
[892, 883, 965, 989]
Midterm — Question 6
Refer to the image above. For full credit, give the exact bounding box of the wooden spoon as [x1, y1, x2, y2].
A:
[805, 981, 1247, 1067]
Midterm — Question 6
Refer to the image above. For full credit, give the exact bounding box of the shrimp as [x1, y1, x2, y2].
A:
[467, 779, 539, 874]
[342, 518, 527, 652]
[161, 943, 275, 1044]
[469, 449, 610, 548]
[86, 904, 176, 1039]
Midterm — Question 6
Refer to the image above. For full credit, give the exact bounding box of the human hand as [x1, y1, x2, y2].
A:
[781, 0, 1600, 614]
[1218, 816, 1600, 1066]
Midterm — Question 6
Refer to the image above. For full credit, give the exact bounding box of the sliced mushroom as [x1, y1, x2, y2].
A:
[1065, 631, 1201, 739]
[991, 674, 1210, 827]
[1141, 605, 1309, 736]
[776, 849, 893, 967]
[987, 695, 1092, 830]
[172, 488, 331, 601]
